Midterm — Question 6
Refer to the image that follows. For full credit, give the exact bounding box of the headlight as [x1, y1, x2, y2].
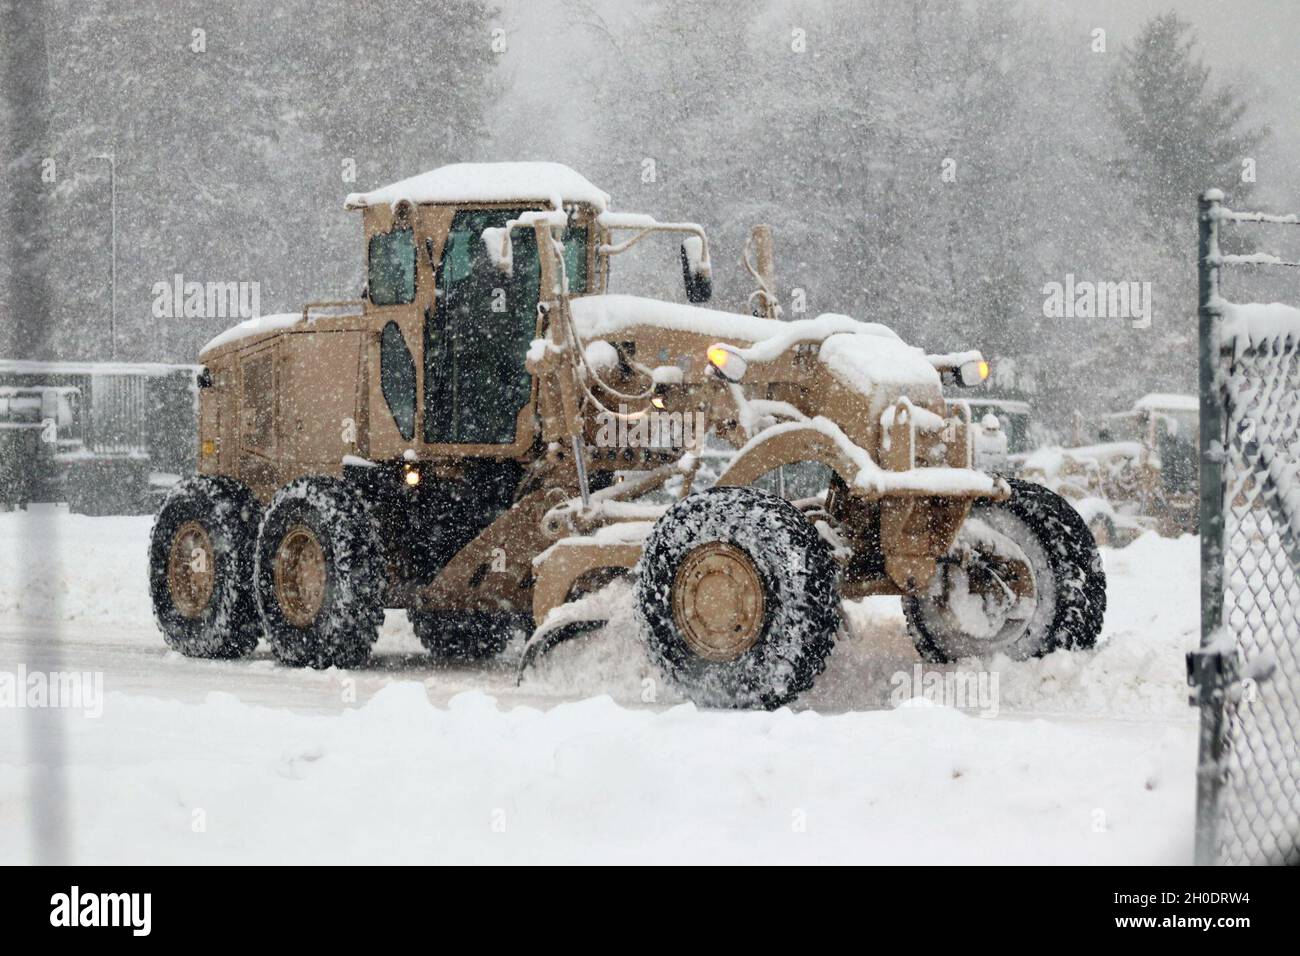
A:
[958, 358, 990, 387]
[707, 344, 747, 382]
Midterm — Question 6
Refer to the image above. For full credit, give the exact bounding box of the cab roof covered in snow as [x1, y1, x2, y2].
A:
[343, 162, 610, 212]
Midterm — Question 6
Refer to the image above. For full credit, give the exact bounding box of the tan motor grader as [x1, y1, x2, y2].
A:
[149, 162, 1105, 708]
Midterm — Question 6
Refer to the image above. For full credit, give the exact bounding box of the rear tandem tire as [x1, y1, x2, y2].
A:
[634, 485, 841, 710]
[255, 477, 385, 669]
[148, 475, 262, 658]
[409, 610, 520, 662]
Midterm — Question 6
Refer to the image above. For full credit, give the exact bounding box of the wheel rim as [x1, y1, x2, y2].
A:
[167, 520, 215, 619]
[671, 541, 766, 662]
[273, 523, 327, 628]
[921, 510, 1049, 657]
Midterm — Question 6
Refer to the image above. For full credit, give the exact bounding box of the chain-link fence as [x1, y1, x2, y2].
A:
[1193, 189, 1300, 865]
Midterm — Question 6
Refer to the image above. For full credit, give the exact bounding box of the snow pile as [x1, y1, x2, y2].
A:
[990, 531, 1200, 717]
[735, 312, 902, 362]
[0, 511, 1201, 863]
[532, 531, 1199, 718]
[818, 331, 941, 395]
[569, 296, 913, 359]
[569, 293, 790, 342]
[0, 509, 1200, 717]
[343, 162, 610, 212]
[0, 510, 154, 625]
[0, 682, 1193, 864]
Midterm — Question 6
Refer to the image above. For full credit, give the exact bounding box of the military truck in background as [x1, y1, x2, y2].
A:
[0, 360, 199, 514]
[1017, 392, 1198, 545]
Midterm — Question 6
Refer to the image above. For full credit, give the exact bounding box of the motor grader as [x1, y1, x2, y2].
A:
[150, 162, 1105, 708]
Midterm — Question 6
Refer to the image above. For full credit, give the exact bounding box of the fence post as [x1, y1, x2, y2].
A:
[1191, 188, 1229, 865]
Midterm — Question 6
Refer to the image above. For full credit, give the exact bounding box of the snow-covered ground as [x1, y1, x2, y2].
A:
[0, 506, 1200, 863]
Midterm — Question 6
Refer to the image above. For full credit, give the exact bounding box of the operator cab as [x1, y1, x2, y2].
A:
[346, 163, 608, 454]
[345, 162, 712, 456]
[425, 207, 590, 445]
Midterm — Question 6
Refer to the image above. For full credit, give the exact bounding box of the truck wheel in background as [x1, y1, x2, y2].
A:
[409, 609, 522, 662]
[635, 485, 841, 710]
[255, 476, 385, 669]
[903, 478, 1106, 663]
[149, 475, 263, 658]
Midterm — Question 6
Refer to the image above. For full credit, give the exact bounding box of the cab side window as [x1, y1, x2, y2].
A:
[368, 227, 416, 306]
[380, 321, 416, 440]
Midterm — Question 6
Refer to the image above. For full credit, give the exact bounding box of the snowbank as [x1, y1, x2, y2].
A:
[534, 528, 1201, 719]
[0, 509, 154, 625]
[0, 508, 1201, 717]
[0, 511, 1200, 864]
[0, 681, 1193, 865]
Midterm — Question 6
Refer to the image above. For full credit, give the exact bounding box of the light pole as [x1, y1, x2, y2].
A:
[91, 152, 116, 359]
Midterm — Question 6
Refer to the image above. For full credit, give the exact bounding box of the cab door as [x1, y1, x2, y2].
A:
[423, 208, 541, 447]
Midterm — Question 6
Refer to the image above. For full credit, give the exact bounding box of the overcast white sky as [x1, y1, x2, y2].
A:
[1051, 0, 1300, 207]
[495, 0, 1300, 209]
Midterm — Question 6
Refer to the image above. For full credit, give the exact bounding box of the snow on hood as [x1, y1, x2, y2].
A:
[344, 162, 610, 212]
[569, 294, 937, 396]
[568, 295, 901, 347]
[569, 294, 790, 341]
[818, 332, 940, 394]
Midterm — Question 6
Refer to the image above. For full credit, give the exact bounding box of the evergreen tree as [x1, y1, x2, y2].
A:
[1109, 12, 1267, 244]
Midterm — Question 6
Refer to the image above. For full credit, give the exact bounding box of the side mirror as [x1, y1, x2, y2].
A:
[681, 238, 712, 304]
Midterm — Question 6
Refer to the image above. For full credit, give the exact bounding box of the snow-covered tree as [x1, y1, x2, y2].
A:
[1108, 12, 1268, 246]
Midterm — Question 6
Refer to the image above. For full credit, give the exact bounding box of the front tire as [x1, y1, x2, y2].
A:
[149, 475, 262, 658]
[635, 485, 840, 710]
[255, 477, 385, 669]
[903, 478, 1106, 663]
